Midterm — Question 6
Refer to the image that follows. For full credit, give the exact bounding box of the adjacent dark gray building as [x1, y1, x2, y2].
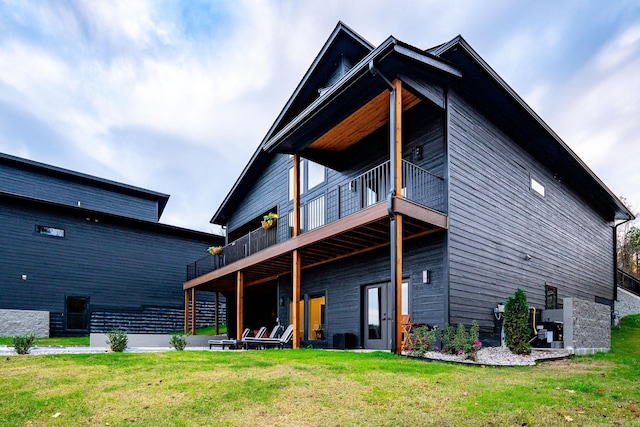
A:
[0, 152, 224, 336]
[184, 23, 634, 352]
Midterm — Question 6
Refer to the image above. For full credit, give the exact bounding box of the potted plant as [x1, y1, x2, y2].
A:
[261, 212, 278, 229]
[207, 246, 223, 255]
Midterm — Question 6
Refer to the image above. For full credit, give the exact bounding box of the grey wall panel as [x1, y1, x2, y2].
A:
[446, 90, 614, 330]
[0, 163, 159, 222]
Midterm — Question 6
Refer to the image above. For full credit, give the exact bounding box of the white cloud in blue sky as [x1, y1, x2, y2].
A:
[0, 0, 639, 232]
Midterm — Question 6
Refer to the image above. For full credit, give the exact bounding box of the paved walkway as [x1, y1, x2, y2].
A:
[0, 346, 211, 356]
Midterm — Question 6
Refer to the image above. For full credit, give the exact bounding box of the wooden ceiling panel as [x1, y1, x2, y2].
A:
[309, 88, 421, 152]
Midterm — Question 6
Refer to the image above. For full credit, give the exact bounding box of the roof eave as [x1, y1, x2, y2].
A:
[434, 36, 634, 221]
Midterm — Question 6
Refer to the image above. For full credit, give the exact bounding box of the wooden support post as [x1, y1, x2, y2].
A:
[292, 153, 301, 237]
[395, 215, 404, 353]
[184, 290, 189, 334]
[393, 78, 404, 354]
[191, 287, 197, 335]
[292, 152, 301, 350]
[214, 292, 219, 335]
[292, 249, 301, 349]
[393, 79, 403, 198]
[236, 271, 244, 339]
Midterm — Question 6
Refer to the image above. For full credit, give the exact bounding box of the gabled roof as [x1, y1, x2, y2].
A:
[430, 36, 633, 221]
[211, 22, 374, 224]
[0, 189, 220, 242]
[0, 152, 170, 220]
[211, 23, 633, 225]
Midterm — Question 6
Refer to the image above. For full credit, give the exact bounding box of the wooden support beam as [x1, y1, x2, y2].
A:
[292, 249, 301, 349]
[393, 79, 403, 199]
[184, 290, 189, 334]
[191, 287, 197, 335]
[393, 78, 404, 355]
[395, 214, 404, 354]
[236, 271, 244, 339]
[293, 153, 301, 237]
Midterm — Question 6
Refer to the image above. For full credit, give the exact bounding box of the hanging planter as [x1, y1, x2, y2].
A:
[207, 246, 223, 255]
[261, 212, 278, 229]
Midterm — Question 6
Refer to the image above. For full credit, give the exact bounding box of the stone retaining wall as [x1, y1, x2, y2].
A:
[0, 309, 49, 337]
[615, 288, 640, 323]
[563, 298, 610, 355]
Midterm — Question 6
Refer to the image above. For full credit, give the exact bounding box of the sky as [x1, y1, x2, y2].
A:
[0, 0, 639, 234]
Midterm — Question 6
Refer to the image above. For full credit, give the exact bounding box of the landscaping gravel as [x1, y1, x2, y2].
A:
[418, 346, 571, 366]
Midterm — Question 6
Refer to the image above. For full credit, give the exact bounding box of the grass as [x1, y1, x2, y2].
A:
[0, 316, 639, 426]
[0, 324, 227, 347]
[0, 336, 89, 346]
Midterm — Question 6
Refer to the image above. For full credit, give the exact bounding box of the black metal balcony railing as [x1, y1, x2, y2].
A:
[186, 160, 444, 280]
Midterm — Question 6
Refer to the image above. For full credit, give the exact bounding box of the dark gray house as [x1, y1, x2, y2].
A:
[0, 152, 223, 336]
[184, 23, 633, 353]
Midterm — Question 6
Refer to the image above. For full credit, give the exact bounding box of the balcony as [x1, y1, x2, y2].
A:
[186, 160, 446, 283]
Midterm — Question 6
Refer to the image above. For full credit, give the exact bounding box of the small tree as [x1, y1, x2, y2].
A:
[503, 288, 531, 355]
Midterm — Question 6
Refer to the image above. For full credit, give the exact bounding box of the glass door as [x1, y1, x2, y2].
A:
[363, 284, 389, 350]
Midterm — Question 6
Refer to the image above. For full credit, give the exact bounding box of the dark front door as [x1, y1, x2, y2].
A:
[66, 296, 89, 332]
[363, 284, 390, 350]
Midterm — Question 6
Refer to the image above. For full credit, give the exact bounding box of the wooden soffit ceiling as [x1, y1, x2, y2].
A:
[308, 87, 420, 152]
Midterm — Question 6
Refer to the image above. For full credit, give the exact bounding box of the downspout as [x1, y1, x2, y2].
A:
[369, 60, 398, 353]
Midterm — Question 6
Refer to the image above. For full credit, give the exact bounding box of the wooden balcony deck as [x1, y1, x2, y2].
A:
[184, 197, 447, 292]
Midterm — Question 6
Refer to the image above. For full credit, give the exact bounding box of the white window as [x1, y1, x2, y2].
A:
[307, 160, 325, 190]
[530, 176, 545, 197]
[289, 158, 325, 200]
[36, 225, 65, 238]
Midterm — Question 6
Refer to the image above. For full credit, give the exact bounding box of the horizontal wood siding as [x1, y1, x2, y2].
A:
[226, 154, 290, 234]
[447, 90, 614, 330]
[0, 163, 158, 221]
[277, 232, 446, 346]
[0, 199, 219, 316]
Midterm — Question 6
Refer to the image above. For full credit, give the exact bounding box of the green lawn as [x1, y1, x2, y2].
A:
[0, 324, 227, 347]
[0, 336, 89, 346]
[1, 316, 639, 426]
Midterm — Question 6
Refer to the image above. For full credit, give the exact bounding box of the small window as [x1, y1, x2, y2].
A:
[545, 285, 558, 309]
[36, 225, 65, 238]
[530, 176, 545, 197]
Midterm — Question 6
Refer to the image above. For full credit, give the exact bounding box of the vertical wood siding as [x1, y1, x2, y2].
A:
[447, 90, 614, 330]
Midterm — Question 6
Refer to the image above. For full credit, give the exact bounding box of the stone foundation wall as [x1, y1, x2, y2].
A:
[563, 298, 610, 355]
[0, 309, 49, 337]
[615, 288, 640, 323]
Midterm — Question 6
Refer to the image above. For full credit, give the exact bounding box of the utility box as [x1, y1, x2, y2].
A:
[333, 333, 357, 349]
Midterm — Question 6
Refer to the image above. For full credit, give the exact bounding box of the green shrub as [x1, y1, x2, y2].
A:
[504, 288, 532, 355]
[12, 334, 36, 355]
[169, 333, 188, 351]
[106, 329, 128, 352]
[404, 326, 438, 357]
[439, 321, 482, 360]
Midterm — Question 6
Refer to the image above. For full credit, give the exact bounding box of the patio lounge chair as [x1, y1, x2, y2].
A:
[245, 324, 294, 350]
[208, 326, 267, 350]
